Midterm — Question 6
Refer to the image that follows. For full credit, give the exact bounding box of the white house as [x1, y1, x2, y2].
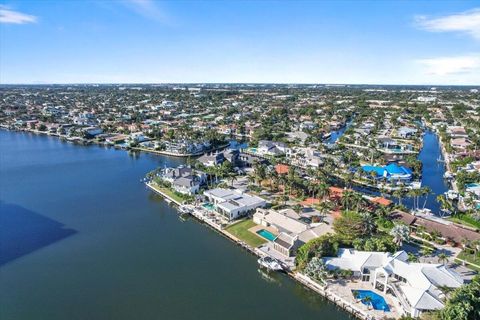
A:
[257, 140, 288, 156]
[171, 177, 200, 195]
[323, 249, 463, 318]
[203, 188, 266, 220]
[160, 166, 207, 195]
[253, 208, 331, 257]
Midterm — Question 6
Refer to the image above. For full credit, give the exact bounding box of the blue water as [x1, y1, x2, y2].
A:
[326, 119, 353, 144]
[353, 131, 448, 215]
[404, 131, 449, 215]
[257, 229, 277, 241]
[0, 130, 350, 320]
[352, 290, 390, 311]
[229, 140, 248, 150]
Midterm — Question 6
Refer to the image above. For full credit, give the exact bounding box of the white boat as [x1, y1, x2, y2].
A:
[443, 172, 454, 179]
[258, 256, 283, 271]
[445, 190, 458, 200]
[179, 206, 191, 214]
[409, 181, 422, 189]
[413, 208, 433, 216]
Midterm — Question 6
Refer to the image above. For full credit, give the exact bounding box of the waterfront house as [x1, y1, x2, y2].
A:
[361, 163, 413, 182]
[223, 149, 240, 165]
[83, 126, 103, 138]
[172, 177, 201, 195]
[105, 134, 127, 145]
[257, 140, 287, 156]
[450, 137, 470, 151]
[287, 147, 323, 168]
[203, 188, 266, 220]
[447, 126, 468, 138]
[164, 139, 209, 155]
[391, 210, 480, 244]
[160, 166, 207, 195]
[397, 127, 418, 139]
[253, 208, 331, 257]
[273, 233, 302, 257]
[197, 152, 225, 167]
[323, 249, 463, 318]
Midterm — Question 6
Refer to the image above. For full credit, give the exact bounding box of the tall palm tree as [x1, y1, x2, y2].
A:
[341, 190, 355, 211]
[420, 186, 432, 209]
[393, 189, 404, 206]
[228, 173, 237, 187]
[316, 182, 330, 200]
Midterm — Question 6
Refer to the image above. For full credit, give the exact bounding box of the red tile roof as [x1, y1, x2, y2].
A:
[275, 164, 289, 175]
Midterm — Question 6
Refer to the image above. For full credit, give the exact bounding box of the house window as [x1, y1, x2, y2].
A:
[362, 275, 370, 282]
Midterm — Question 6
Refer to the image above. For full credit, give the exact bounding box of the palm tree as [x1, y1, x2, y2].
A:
[360, 212, 376, 235]
[228, 173, 237, 187]
[390, 224, 410, 247]
[437, 252, 449, 265]
[436, 194, 453, 217]
[246, 174, 256, 187]
[316, 182, 330, 200]
[420, 186, 432, 209]
[393, 189, 404, 206]
[407, 252, 419, 263]
[341, 190, 355, 211]
[362, 295, 373, 309]
[420, 246, 434, 258]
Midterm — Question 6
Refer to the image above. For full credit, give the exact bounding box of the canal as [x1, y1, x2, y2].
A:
[325, 119, 353, 144]
[351, 130, 448, 215]
[0, 130, 351, 320]
[406, 130, 449, 215]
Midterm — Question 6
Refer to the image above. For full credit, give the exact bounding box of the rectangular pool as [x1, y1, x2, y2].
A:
[352, 290, 390, 312]
[256, 229, 277, 241]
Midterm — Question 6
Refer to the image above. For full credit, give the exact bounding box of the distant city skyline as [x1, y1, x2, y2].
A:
[1, 0, 479, 85]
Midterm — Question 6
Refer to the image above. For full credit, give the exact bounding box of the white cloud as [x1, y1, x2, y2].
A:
[417, 55, 480, 76]
[0, 6, 37, 24]
[125, 0, 170, 24]
[415, 8, 480, 39]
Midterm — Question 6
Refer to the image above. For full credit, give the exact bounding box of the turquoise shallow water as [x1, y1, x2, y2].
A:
[0, 130, 350, 320]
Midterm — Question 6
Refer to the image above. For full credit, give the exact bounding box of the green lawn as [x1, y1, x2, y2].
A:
[457, 250, 480, 265]
[150, 183, 185, 204]
[225, 219, 267, 247]
[448, 215, 480, 229]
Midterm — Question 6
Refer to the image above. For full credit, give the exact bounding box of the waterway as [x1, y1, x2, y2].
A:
[351, 130, 448, 215]
[407, 130, 449, 215]
[325, 119, 353, 144]
[0, 130, 350, 320]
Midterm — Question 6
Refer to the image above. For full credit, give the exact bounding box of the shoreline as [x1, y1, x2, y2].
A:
[146, 181, 383, 320]
[1, 127, 230, 158]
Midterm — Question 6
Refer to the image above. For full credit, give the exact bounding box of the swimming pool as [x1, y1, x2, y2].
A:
[352, 290, 390, 312]
[256, 229, 277, 241]
[202, 203, 215, 211]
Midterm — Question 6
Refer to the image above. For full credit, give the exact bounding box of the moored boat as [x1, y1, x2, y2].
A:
[258, 256, 283, 271]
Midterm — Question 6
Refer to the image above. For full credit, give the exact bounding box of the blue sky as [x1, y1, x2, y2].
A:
[1, 0, 479, 84]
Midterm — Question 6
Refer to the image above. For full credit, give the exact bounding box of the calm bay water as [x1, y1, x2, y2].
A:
[0, 131, 350, 320]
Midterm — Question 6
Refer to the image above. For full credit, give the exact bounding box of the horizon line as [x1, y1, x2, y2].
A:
[1, 82, 479, 87]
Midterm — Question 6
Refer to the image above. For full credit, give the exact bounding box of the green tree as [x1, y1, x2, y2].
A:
[439, 276, 480, 320]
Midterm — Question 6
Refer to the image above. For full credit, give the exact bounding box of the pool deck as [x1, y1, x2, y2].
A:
[327, 280, 403, 319]
[248, 224, 278, 238]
